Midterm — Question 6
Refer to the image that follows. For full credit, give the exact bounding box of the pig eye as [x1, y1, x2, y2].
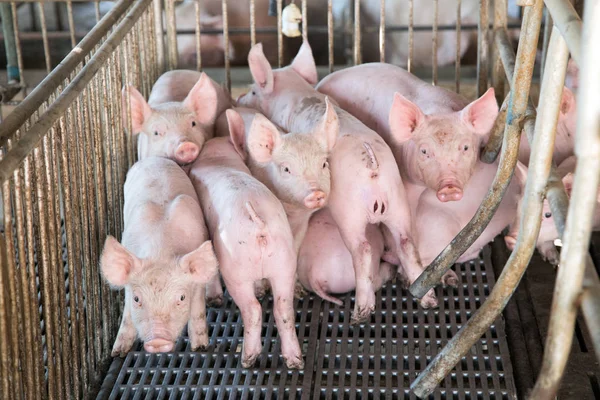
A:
[191, 121, 196, 127]
[180, 295, 185, 301]
[154, 131, 159, 136]
[134, 296, 140, 303]
[284, 167, 290, 173]
[251, 90, 256, 96]
[421, 149, 427, 155]
[463, 145, 469, 151]
[545, 212, 552, 218]
[322, 161, 329, 169]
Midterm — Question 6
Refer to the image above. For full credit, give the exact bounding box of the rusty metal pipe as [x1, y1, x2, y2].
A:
[530, 0, 600, 396]
[0, 0, 133, 147]
[481, 92, 510, 164]
[409, 0, 543, 308]
[0, 0, 153, 184]
[411, 6, 559, 396]
[492, 0, 507, 100]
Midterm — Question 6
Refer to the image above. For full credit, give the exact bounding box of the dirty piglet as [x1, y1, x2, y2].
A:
[189, 112, 303, 369]
[100, 157, 218, 356]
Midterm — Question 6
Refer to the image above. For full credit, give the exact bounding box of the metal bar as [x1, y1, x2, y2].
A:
[0, 0, 154, 184]
[328, 0, 333, 73]
[302, 0, 307, 41]
[540, 9, 553, 78]
[0, 0, 133, 146]
[530, 1, 600, 396]
[222, 0, 230, 92]
[581, 264, 600, 364]
[409, 0, 543, 301]
[431, 0, 438, 85]
[250, 0, 256, 46]
[407, 0, 413, 72]
[165, 0, 178, 69]
[477, 0, 489, 96]
[411, 4, 554, 395]
[10, 2, 25, 88]
[153, 0, 164, 73]
[0, 225, 9, 398]
[544, 0, 582, 64]
[353, 0, 361, 65]
[455, 0, 461, 92]
[66, 0, 76, 47]
[37, 1, 52, 73]
[492, 0, 507, 100]
[0, 3, 19, 82]
[481, 92, 510, 164]
[277, 0, 282, 67]
[195, 0, 202, 70]
[379, 0, 385, 63]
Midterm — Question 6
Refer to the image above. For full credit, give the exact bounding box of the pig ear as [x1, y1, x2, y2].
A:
[247, 114, 281, 163]
[100, 236, 141, 288]
[248, 43, 274, 94]
[291, 40, 318, 85]
[226, 109, 248, 160]
[461, 87, 499, 135]
[562, 173, 574, 197]
[122, 85, 151, 135]
[560, 87, 575, 116]
[315, 97, 339, 151]
[389, 92, 425, 144]
[180, 241, 219, 284]
[183, 72, 219, 126]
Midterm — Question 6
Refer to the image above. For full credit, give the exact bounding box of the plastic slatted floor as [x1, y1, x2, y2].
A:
[98, 248, 517, 399]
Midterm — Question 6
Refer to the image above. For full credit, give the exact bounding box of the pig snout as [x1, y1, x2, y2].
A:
[144, 337, 174, 353]
[175, 142, 200, 165]
[304, 190, 327, 209]
[436, 180, 463, 202]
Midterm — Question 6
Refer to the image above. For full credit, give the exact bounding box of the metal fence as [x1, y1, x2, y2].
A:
[0, 0, 597, 399]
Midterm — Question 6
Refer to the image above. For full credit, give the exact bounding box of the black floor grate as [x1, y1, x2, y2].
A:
[98, 247, 517, 399]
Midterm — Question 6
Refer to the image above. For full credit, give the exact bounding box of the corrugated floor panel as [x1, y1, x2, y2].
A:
[97, 247, 517, 399]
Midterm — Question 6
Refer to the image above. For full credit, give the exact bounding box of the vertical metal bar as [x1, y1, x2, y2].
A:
[410, 3, 548, 396]
[222, 0, 231, 92]
[455, 0, 461, 93]
[432, 0, 439, 85]
[541, 9, 553, 79]
[153, 0, 165, 73]
[10, 2, 25, 88]
[66, 0, 76, 48]
[195, 0, 203, 71]
[0, 3, 19, 83]
[493, 0, 507, 102]
[408, 0, 413, 73]
[277, 0, 283, 67]
[477, 0, 490, 96]
[530, 0, 600, 396]
[302, 0, 308, 41]
[250, 0, 256, 46]
[165, 0, 178, 70]
[328, 0, 333, 73]
[37, 2, 52, 74]
[95, 1, 100, 22]
[0, 218, 10, 398]
[379, 0, 385, 63]
[353, 0, 361, 65]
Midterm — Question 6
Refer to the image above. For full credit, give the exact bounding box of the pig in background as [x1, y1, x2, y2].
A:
[189, 116, 303, 369]
[316, 62, 522, 266]
[101, 157, 218, 355]
[238, 41, 458, 322]
[122, 70, 231, 166]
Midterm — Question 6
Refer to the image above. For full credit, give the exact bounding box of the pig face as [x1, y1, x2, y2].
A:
[228, 105, 338, 210]
[237, 41, 318, 113]
[122, 73, 218, 165]
[389, 88, 498, 202]
[101, 236, 218, 353]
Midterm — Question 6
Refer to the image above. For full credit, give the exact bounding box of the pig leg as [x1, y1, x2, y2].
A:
[226, 282, 263, 368]
[375, 262, 396, 290]
[188, 286, 210, 351]
[537, 240, 560, 266]
[206, 274, 224, 307]
[268, 276, 304, 369]
[112, 296, 137, 357]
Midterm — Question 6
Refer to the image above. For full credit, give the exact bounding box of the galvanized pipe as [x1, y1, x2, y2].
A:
[222, 0, 231, 92]
[379, 0, 385, 63]
[530, 0, 600, 396]
[0, 0, 133, 147]
[354, 0, 361, 65]
[544, 0, 582, 63]
[409, 0, 543, 304]
[153, 0, 165, 72]
[540, 9, 553, 79]
[431, 0, 438, 85]
[327, 0, 333, 73]
[407, 0, 413, 72]
[477, 0, 489, 96]
[455, 0, 462, 92]
[481, 92, 509, 164]
[276, 0, 282, 67]
[165, 0, 178, 69]
[411, 5, 560, 396]
[250, 0, 256, 46]
[0, 0, 153, 184]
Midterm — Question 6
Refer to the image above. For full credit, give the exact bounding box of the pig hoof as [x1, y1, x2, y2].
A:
[294, 282, 308, 299]
[542, 249, 560, 267]
[418, 290, 439, 309]
[190, 337, 209, 352]
[442, 270, 460, 288]
[241, 353, 259, 368]
[111, 345, 131, 358]
[207, 295, 223, 308]
[284, 355, 305, 369]
[351, 305, 374, 324]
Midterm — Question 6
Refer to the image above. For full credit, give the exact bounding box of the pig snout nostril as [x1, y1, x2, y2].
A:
[304, 190, 327, 209]
[373, 201, 379, 213]
[381, 202, 385, 214]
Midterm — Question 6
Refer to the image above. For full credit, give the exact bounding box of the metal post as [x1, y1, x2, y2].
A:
[477, 0, 489, 96]
[492, 0, 507, 101]
[354, 0, 361, 65]
[165, 0, 178, 70]
[0, 3, 19, 82]
[530, 0, 600, 397]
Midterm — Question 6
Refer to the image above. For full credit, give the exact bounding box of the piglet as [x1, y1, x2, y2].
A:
[189, 113, 303, 369]
[122, 70, 231, 166]
[101, 156, 218, 355]
[298, 208, 396, 305]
